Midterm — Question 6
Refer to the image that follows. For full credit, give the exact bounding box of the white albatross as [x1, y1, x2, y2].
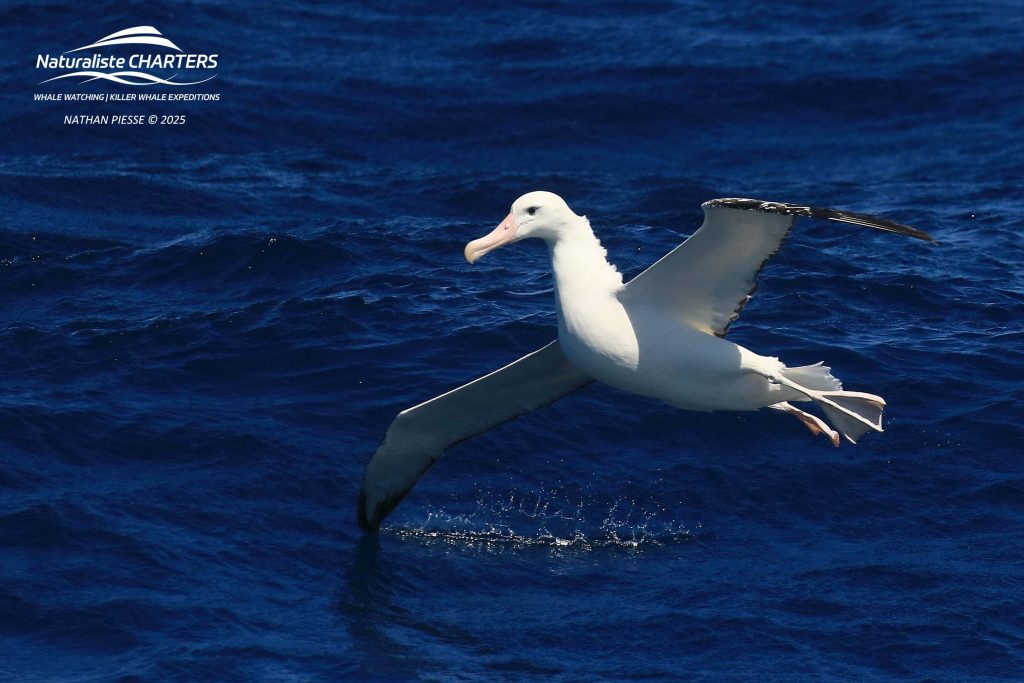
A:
[358, 192, 933, 531]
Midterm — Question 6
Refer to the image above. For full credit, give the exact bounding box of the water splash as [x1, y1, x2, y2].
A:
[390, 490, 700, 551]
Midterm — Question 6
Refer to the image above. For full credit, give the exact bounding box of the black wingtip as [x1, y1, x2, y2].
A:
[704, 197, 936, 243]
[357, 486, 415, 534]
[814, 207, 936, 243]
[356, 489, 379, 533]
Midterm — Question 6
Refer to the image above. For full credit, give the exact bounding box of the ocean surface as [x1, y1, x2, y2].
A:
[2, 1, 1023, 680]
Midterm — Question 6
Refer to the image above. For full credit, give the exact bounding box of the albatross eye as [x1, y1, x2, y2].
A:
[526, 206, 539, 216]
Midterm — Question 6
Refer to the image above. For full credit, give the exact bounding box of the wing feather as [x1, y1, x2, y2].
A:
[622, 198, 933, 337]
[358, 340, 591, 531]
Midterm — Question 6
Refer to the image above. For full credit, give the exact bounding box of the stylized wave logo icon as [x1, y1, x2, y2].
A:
[36, 25, 218, 87]
[65, 26, 182, 54]
[38, 71, 216, 86]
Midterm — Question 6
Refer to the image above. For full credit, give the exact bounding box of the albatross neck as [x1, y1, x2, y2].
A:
[548, 217, 624, 302]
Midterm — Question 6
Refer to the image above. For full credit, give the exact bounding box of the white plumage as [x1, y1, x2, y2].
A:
[358, 191, 933, 531]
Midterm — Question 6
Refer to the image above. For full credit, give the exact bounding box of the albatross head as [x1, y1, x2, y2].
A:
[464, 191, 583, 264]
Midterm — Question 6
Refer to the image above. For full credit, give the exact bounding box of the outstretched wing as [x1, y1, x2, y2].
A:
[358, 340, 592, 531]
[621, 198, 933, 338]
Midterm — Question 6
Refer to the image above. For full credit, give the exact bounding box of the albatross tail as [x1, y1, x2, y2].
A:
[815, 391, 885, 444]
[774, 364, 886, 444]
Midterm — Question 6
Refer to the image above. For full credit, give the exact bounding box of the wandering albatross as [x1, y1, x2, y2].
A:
[358, 192, 933, 531]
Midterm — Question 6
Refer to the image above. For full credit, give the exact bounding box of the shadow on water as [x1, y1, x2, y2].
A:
[336, 534, 420, 679]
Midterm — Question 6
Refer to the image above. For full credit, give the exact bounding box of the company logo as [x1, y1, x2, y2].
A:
[36, 25, 218, 86]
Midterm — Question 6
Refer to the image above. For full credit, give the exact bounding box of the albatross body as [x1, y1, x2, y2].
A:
[547, 214, 786, 413]
[358, 192, 933, 531]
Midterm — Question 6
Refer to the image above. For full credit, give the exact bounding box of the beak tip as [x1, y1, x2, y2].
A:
[464, 212, 516, 265]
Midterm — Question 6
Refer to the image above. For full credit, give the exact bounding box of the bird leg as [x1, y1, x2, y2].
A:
[769, 402, 841, 447]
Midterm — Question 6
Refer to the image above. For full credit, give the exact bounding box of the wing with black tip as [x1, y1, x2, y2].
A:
[621, 198, 933, 338]
[357, 340, 592, 532]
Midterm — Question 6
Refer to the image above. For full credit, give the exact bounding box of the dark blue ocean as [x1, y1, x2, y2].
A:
[2, 1, 1023, 680]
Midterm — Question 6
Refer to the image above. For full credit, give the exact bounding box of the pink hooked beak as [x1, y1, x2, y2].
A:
[464, 212, 518, 264]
